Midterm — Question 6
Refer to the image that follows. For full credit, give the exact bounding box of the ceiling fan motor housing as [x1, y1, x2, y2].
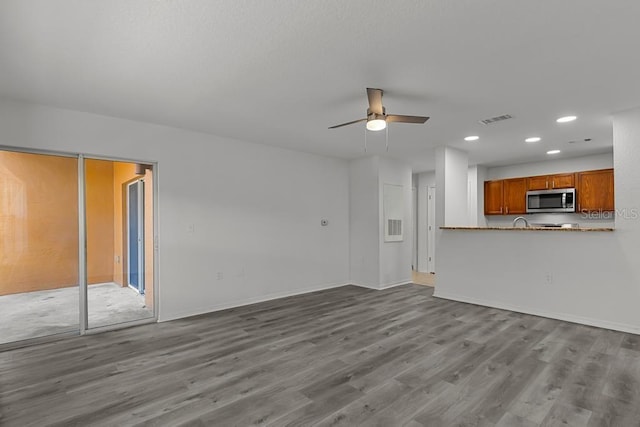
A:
[328, 88, 428, 129]
[367, 107, 386, 121]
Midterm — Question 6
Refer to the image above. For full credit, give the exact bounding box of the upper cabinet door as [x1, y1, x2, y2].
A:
[578, 169, 614, 212]
[484, 180, 504, 215]
[550, 173, 575, 189]
[527, 175, 549, 190]
[504, 178, 527, 215]
[527, 173, 575, 190]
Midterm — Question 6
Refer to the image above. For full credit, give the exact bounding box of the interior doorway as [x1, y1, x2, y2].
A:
[413, 185, 436, 287]
[427, 186, 436, 274]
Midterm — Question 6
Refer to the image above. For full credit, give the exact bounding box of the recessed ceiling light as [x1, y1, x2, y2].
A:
[464, 136, 479, 141]
[556, 116, 577, 123]
[525, 137, 541, 143]
[547, 149, 561, 155]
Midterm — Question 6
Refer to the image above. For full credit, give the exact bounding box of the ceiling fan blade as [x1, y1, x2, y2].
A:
[386, 114, 430, 124]
[328, 118, 367, 129]
[366, 88, 384, 115]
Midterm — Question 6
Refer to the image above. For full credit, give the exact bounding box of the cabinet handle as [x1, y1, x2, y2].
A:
[546, 181, 549, 189]
[552, 180, 555, 188]
[506, 206, 509, 214]
[500, 207, 503, 214]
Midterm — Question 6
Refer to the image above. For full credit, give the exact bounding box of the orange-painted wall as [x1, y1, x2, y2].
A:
[0, 151, 79, 295]
[85, 159, 115, 284]
[112, 162, 134, 287]
[1, 153, 153, 302]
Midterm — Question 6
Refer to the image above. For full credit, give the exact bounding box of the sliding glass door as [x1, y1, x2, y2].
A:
[0, 150, 79, 344]
[0, 149, 156, 346]
[85, 159, 154, 330]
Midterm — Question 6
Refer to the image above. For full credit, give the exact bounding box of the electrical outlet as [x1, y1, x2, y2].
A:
[187, 224, 195, 233]
[545, 272, 553, 284]
[217, 272, 223, 281]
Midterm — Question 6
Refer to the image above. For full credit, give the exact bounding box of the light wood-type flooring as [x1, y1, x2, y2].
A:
[2, 284, 640, 426]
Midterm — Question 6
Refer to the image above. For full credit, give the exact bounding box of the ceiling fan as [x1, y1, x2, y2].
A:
[329, 88, 429, 131]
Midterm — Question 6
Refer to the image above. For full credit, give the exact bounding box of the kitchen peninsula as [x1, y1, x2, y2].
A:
[434, 224, 633, 335]
[440, 226, 614, 231]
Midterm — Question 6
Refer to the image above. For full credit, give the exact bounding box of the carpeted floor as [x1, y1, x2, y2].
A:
[0, 283, 153, 344]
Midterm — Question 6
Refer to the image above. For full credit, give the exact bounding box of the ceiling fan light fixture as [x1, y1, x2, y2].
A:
[366, 118, 387, 131]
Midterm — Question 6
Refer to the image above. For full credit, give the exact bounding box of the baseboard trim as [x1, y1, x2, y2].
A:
[350, 283, 379, 290]
[352, 280, 412, 291]
[434, 290, 640, 335]
[159, 282, 350, 322]
[380, 280, 412, 289]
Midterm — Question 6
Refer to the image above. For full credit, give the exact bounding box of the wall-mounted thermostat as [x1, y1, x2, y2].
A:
[321, 219, 329, 226]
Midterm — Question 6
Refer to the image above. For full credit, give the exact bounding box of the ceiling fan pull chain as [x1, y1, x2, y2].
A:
[364, 125, 368, 152]
[385, 125, 389, 152]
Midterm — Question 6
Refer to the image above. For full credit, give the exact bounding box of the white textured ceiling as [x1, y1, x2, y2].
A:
[1, 1, 638, 171]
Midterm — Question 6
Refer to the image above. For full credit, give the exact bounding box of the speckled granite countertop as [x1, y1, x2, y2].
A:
[440, 226, 614, 232]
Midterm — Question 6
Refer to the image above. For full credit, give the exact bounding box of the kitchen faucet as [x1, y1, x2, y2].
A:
[512, 216, 529, 228]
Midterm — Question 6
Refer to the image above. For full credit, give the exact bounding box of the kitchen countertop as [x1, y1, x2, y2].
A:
[441, 226, 614, 232]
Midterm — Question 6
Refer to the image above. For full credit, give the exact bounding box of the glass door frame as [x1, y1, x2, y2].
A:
[126, 178, 145, 295]
[0, 146, 158, 346]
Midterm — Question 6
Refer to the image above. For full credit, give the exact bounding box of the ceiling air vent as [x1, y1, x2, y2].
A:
[479, 114, 514, 125]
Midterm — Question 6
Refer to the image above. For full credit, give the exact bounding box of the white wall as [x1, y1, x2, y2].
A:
[612, 107, 640, 263]
[485, 152, 615, 228]
[349, 156, 380, 288]
[349, 155, 413, 288]
[435, 146, 468, 227]
[435, 106, 640, 334]
[379, 157, 412, 287]
[486, 152, 613, 180]
[0, 99, 350, 321]
[467, 166, 487, 227]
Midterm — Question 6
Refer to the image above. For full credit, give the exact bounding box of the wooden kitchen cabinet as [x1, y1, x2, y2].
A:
[485, 168, 613, 216]
[503, 178, 527, 214]
[527, 175, 549, 190]
[551, 173, 575, 189]
[577, 168, 614, 212]
[484, 178, 526, 215]
[527, 173, 575, 190]
[484, 180, 504, 215]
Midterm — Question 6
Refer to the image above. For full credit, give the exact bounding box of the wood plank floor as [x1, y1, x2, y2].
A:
[2, 284, 640, 426]
[412, 271, 435, 287]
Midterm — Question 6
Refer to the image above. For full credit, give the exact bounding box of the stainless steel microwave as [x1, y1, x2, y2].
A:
[526, 188, 576, 213]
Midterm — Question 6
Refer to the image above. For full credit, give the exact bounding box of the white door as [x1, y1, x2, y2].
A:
[412, 187, 418, 270]
[427, 186, 436, 273]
